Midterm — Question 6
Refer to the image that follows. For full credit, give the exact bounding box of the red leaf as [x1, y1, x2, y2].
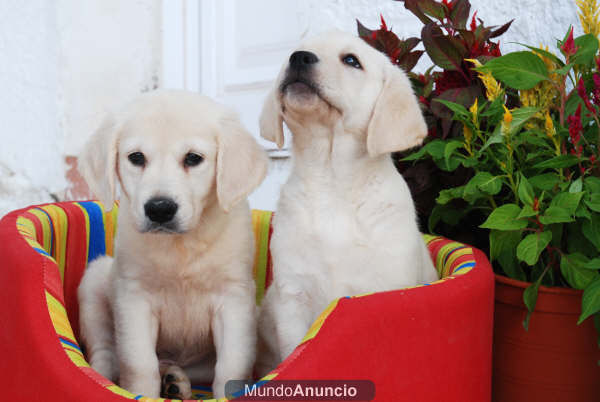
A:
[561, 27, 579, 57]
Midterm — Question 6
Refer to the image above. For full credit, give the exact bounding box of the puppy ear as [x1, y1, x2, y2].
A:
[367, 65, 427, 157]
[259, 86, 284, 149]
[217, 114, 269, 212]
[78, 114, 120, 211]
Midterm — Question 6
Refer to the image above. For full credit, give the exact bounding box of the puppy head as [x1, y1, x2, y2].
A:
[79, 90, 267, 234]
[260, 31, 427, 156]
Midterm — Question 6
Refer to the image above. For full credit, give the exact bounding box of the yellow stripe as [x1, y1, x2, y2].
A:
[446, 247, 473, 269]
[16, 217, 37, 241]
[106, 385, 138, 398]
[40, 205, 68, 281]
[251, 210, 272, 305]
[45, 291, 76, 341]
[301, 298, 339, 343]
[104, 203, 119, 256]
[65, 348, 90, 367]
[28, 208, 52, 253]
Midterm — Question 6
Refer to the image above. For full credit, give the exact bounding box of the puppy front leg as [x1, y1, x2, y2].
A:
[272, 293, 314, 361]
[113, 290, 160, 397]
[211, 285, 257, 398]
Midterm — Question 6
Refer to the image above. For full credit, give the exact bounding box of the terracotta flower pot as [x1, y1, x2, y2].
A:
[493, 274, 600, 402]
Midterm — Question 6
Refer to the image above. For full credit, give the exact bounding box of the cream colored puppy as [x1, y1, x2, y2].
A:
[77, 90, 268, 399]
[257, 31, 438, 373]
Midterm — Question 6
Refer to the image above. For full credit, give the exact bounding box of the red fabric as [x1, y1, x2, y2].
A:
[0, 207, 129, 402]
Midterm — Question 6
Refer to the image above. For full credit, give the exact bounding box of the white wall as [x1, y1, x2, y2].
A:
[0, 0, 161, 218]
[0, 0, 580, 217]
[0, 1, 62, 215]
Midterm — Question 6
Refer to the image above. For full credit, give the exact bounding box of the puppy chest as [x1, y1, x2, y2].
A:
[154, 290, 213, 359]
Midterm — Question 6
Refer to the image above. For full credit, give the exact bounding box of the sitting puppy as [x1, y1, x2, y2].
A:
[77, 90, 268, 399]
[257, 31, 439, 374]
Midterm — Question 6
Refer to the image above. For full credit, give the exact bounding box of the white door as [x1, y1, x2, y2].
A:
[163, 0, 311, 210]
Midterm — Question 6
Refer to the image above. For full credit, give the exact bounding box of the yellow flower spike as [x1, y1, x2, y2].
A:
[469, 98, 479, 116]
[466, 58, 503, 101]
[469, 98, 479, 127]
[576, 0, 600, 37]
[503, 105, 513, 125]
[463, 124, 473, 155]
[465, 58, 482, 68]
[544, 111, 555, 138]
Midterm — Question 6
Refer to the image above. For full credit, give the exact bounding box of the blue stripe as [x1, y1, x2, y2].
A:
[59, 337, 82, 351]
[443, 245, 467, 266]
[133, 395, 142, 400]
[78, 202, 106, 263]
[34, 247, 51, 257]
[191, 385, 213, 391]
[453, 261, 476, 272]
[34, 207, 55, 256]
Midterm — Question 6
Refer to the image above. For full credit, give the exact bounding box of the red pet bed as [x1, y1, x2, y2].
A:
[0, 201, 494, 401]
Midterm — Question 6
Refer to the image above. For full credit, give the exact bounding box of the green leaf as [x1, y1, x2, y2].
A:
[478, 175, 503, 195]
[424, 140, 446, 159]
[584, 258, 600, 270]
[560, 253, 598, 289]
[518, 174, 535, 206]
[584, 177, 600, 194]
[553, 63, 574, 75]
[583, 213, 600, 251]
[477, 51, 549, 90]
[523, 281, 541, 331]
[529, 173, 560, 191]
[444, 140, 464, 170]
[572, 34, 600, 66]
[464, 172, 502, 197]
[479, 130, 503, 153]
[401, 139, 445, 161]
[517, 205, 538, 219]
[585, 194, 600, 213]
[533, 154, 581, 169]
[490, 230, 526, 281]
[517, 43, 565, 67]
[578, 277, 600, 324]
[549, 192, 584, 216]
[495, 107, 541, 138]
[539, 206, 575, 224]
[437, 185, 465, 205]
[480, 204, 528, 230]
[569, 177, 583, 193]
[517, 231, 552, 266]
[576, 203, 592, 220]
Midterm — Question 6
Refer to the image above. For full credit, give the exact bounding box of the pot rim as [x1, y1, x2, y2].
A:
[495, 273, 583, 296]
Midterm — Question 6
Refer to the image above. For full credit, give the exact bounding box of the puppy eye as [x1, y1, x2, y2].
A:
[128, 152, 146, 167]
[342, 54, 362, 69]
[183, 152, 204, 167]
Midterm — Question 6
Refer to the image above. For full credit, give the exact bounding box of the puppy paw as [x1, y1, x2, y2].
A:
[161, 365, 192, 400]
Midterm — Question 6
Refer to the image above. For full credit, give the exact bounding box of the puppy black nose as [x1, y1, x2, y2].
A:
[144, 197, 178, 224]
[289, 50, 319, 70]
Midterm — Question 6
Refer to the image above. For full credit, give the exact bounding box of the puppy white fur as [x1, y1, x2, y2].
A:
[257, 31, 438, 373]
[77, 90, 268, 398]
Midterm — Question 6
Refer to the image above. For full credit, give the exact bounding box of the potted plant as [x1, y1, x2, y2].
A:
[360, 1, 600, 401]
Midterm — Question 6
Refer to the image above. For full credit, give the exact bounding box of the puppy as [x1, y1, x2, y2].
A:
[77, 90, 268, 399]
[257, 31, 438, 374]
